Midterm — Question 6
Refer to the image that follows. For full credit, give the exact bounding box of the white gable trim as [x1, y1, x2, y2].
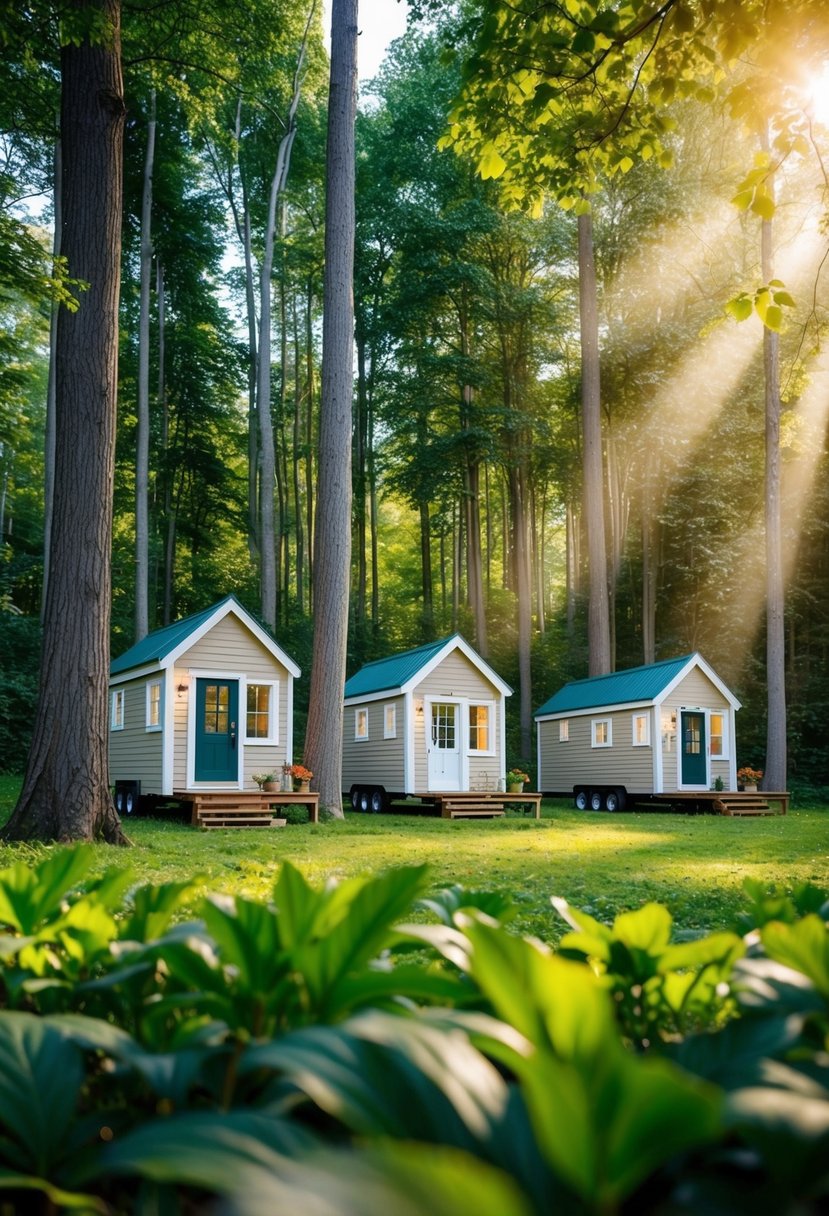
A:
[165, 599, 301, 678]
[654, 653, 741, 711]
[402, 636, 512, 698]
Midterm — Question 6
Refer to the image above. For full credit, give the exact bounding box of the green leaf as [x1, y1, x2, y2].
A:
[478, 145, 507, 180]
[120, 879, 200, 942]
[763, 304, 784, 332]
[750, 189, 776, 220]
[0, 846, 96, 934]
[725, 294, 753, 322]
[0, 1171, 106, 1213]
[0, 1012, 83, 1175]
[760, 916, 829, 998]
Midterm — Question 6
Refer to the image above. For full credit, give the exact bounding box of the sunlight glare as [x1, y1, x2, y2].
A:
[808, 64, 829, 127]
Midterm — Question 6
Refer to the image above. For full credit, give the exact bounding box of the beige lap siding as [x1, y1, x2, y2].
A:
[413, 651, 503, 792]
[108, 676, 164, 794]
[540, 709, 655, 794]
[341, 695, 406, 793]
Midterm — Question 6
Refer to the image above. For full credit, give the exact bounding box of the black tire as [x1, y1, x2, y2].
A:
[359, 789, 370, 813]
[574, 788, 589, 811]
[350, 787, 361, 811]
[369, 788, 385, 814]
[590, 790, 603, 812]
[604, 790, 620, 812]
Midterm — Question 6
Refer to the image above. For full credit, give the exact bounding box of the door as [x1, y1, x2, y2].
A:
[680, 710, 707, 786]
[195, 679, 239, 782]
[427, 700, 462, 790]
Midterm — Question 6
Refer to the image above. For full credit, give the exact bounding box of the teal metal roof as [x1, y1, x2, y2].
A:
[110, 596, 236, 675]
[535, 654, 696, 717]
[344, 636, 457, 698]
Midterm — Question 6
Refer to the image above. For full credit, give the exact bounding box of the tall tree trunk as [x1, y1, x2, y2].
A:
[42, 136, 61, 623]
[292, 290, 305, 610]
[135, 87, 156, 642]
[354, 326, 369, 638]
[303, 0, 357, 818]
[641, 452, 656, 665]
[578, 207, 611, 676]
[459, 301, 487, 656]
[761, 142, 786, 792]
[5, 0, 127, 844]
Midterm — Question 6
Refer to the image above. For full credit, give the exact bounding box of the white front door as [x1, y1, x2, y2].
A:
[427, 700, 462, 790]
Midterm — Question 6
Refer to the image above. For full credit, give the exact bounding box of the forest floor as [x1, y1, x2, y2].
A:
[0, 775, 826, 944]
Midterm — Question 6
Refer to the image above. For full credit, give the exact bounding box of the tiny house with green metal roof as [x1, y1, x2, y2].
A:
[343, 635, 512, 812]
[535, 653, 740, 810]
[109, 596, 300, 812]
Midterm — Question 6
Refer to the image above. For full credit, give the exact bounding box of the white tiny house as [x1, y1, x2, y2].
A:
[535, 653, 741, 810]
[109, 596, 300, 811]
[342, 635, 512, 811]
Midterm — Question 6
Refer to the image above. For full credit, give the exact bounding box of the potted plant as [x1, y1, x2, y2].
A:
[737, 765, 763, 792]
[252, 772, 278, 792]
[290, 763, 313, 793]
[506, 767, 530, 794]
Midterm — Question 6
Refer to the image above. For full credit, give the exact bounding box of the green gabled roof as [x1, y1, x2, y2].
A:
[344, 636, 453, 698]
[535, 654, 697, 717]
[110, 595, 237, 676]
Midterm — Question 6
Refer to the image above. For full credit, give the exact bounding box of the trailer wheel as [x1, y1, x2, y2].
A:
[350, 787, 362, 811]
[590, 790, 603, 812]
[369, 788, 386, 814]
[574, 788, 589, 811]
[604, 790, 620, 812]
[359, 789, 371, 813]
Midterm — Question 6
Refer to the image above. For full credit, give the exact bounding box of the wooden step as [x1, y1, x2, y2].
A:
[717, 796, 773, 816]
[440, 800, 506, 818]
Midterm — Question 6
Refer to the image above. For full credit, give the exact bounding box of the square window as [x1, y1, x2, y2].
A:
[592, 718, 612, 747]
[384, 704, 397, 739]
[559, 720, 569, 742]
[111, 689, 125, 731]
[355, 707, 369, 740]
[146, 680, 162, 730]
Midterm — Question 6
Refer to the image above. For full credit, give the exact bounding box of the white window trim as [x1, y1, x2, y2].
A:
[243, 679, 280, 745]
[468, 700, 495, 756]
[111, 689, 125, 731]
[383, 703, 397, 739]
[632, 712, 650, 747]
[708, 710, 729, 760]
[355, 706, 369, 741]
[591, 718, 612, 748]
[559, 719, 570, 742]
[146, 679, 163, 732]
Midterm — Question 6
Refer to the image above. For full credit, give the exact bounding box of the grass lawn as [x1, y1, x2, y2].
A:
[0, 774, 826, 944]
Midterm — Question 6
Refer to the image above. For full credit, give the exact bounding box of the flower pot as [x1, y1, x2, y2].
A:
[295, 780, 311, 793]
[263, 781, 277, 792]
[744, 783, 757, 793]
[507, 782, 523, 794]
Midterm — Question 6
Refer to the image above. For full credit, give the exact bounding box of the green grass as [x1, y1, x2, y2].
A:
[0, 774, 826, 943]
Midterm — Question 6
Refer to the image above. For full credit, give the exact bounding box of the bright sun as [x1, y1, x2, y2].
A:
[809, 65, 829, 126]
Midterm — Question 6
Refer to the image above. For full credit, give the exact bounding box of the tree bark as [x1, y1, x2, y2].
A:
[303, 0, 357, 818]
[42, 135, 61, 624]
[4, 0, 127, 844]
[578, 207, 611, 675]
[135, 87, 155, 643]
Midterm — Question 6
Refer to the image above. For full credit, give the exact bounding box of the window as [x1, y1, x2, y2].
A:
[384, 704, 397, 739]
[111, 689, 125, 731]
[246, 682, 277, 742]
[146, 680, 162, 730]
[559, 720, 570, 742]
[591, 718, 612, 748]
[632, 712, 650, 746]
[355, 707, 369, 740]
[468, 703, 493, 752]
[710, 712, 726, 757]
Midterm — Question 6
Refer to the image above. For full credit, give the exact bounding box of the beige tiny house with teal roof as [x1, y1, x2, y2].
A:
[109, 596, 300, 811]
[343, 635, 512, 812]
[535, 653, 740, 811]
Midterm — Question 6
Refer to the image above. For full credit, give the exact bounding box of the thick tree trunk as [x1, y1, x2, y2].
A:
[42, 136, 61, 623]
[135, 88, 155, 642]
[578, 207, 611, 676]
[303, 0, 357, 818]
[761, 192, 786, 791]
[4, 0, 127, 844]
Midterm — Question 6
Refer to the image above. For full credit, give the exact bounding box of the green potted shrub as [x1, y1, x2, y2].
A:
[506, 767, 529, 793]
[252, 771, 278, 792]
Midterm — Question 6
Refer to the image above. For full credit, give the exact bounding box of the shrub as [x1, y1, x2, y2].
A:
[0, 850, 826, 1214]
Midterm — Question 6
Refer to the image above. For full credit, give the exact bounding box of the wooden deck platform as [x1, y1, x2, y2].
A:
[175, 790, 320, 829]
[650, 791, 788, 816]
[434, 791, 543, 820]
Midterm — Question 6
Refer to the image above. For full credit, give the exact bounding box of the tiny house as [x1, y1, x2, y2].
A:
[109, 596, 300, 811]
[535, 653, 740, 810]
[342, 635, 512, 811]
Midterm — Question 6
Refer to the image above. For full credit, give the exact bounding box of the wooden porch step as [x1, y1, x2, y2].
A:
[440, 800, 506, 819]
[717, 795, 773, 816]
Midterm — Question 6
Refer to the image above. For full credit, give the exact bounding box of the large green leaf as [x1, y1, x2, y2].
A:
[0, 1169, 106, 1212]
[119, 879, 201, 942]
[239, 1009, 510, 1150]
[0, 1012, 83, 1175]
[0, 846, 96, 934]
[761, 916, 829, 999]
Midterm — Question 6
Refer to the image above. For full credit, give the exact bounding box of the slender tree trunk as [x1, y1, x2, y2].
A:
[578, 207, 611, 676]
[42, 136, 61, 623]
[135, 87, 155, 642]
[305, 276, 315, 613]
[354, 326, 369, 636]
[292, 290, 305, 609]
[303, 0, 357, 817]
[761, 143, 786, 791]
[5, 0, 127, 844]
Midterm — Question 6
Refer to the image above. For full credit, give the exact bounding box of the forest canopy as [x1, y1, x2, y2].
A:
[1, 0, 828, 793]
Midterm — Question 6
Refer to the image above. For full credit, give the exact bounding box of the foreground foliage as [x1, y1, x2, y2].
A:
[0, 847, 826, 1213]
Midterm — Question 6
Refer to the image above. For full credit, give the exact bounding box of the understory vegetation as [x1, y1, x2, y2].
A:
[0, 840, 826, 1214]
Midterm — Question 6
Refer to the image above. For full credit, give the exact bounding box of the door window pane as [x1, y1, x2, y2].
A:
[204, 684, 229, 735]
[432, 703, 456, 749]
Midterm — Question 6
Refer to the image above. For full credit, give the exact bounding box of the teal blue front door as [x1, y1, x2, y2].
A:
[681, 711, 706, 786]
[195, 679, 239, 782]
